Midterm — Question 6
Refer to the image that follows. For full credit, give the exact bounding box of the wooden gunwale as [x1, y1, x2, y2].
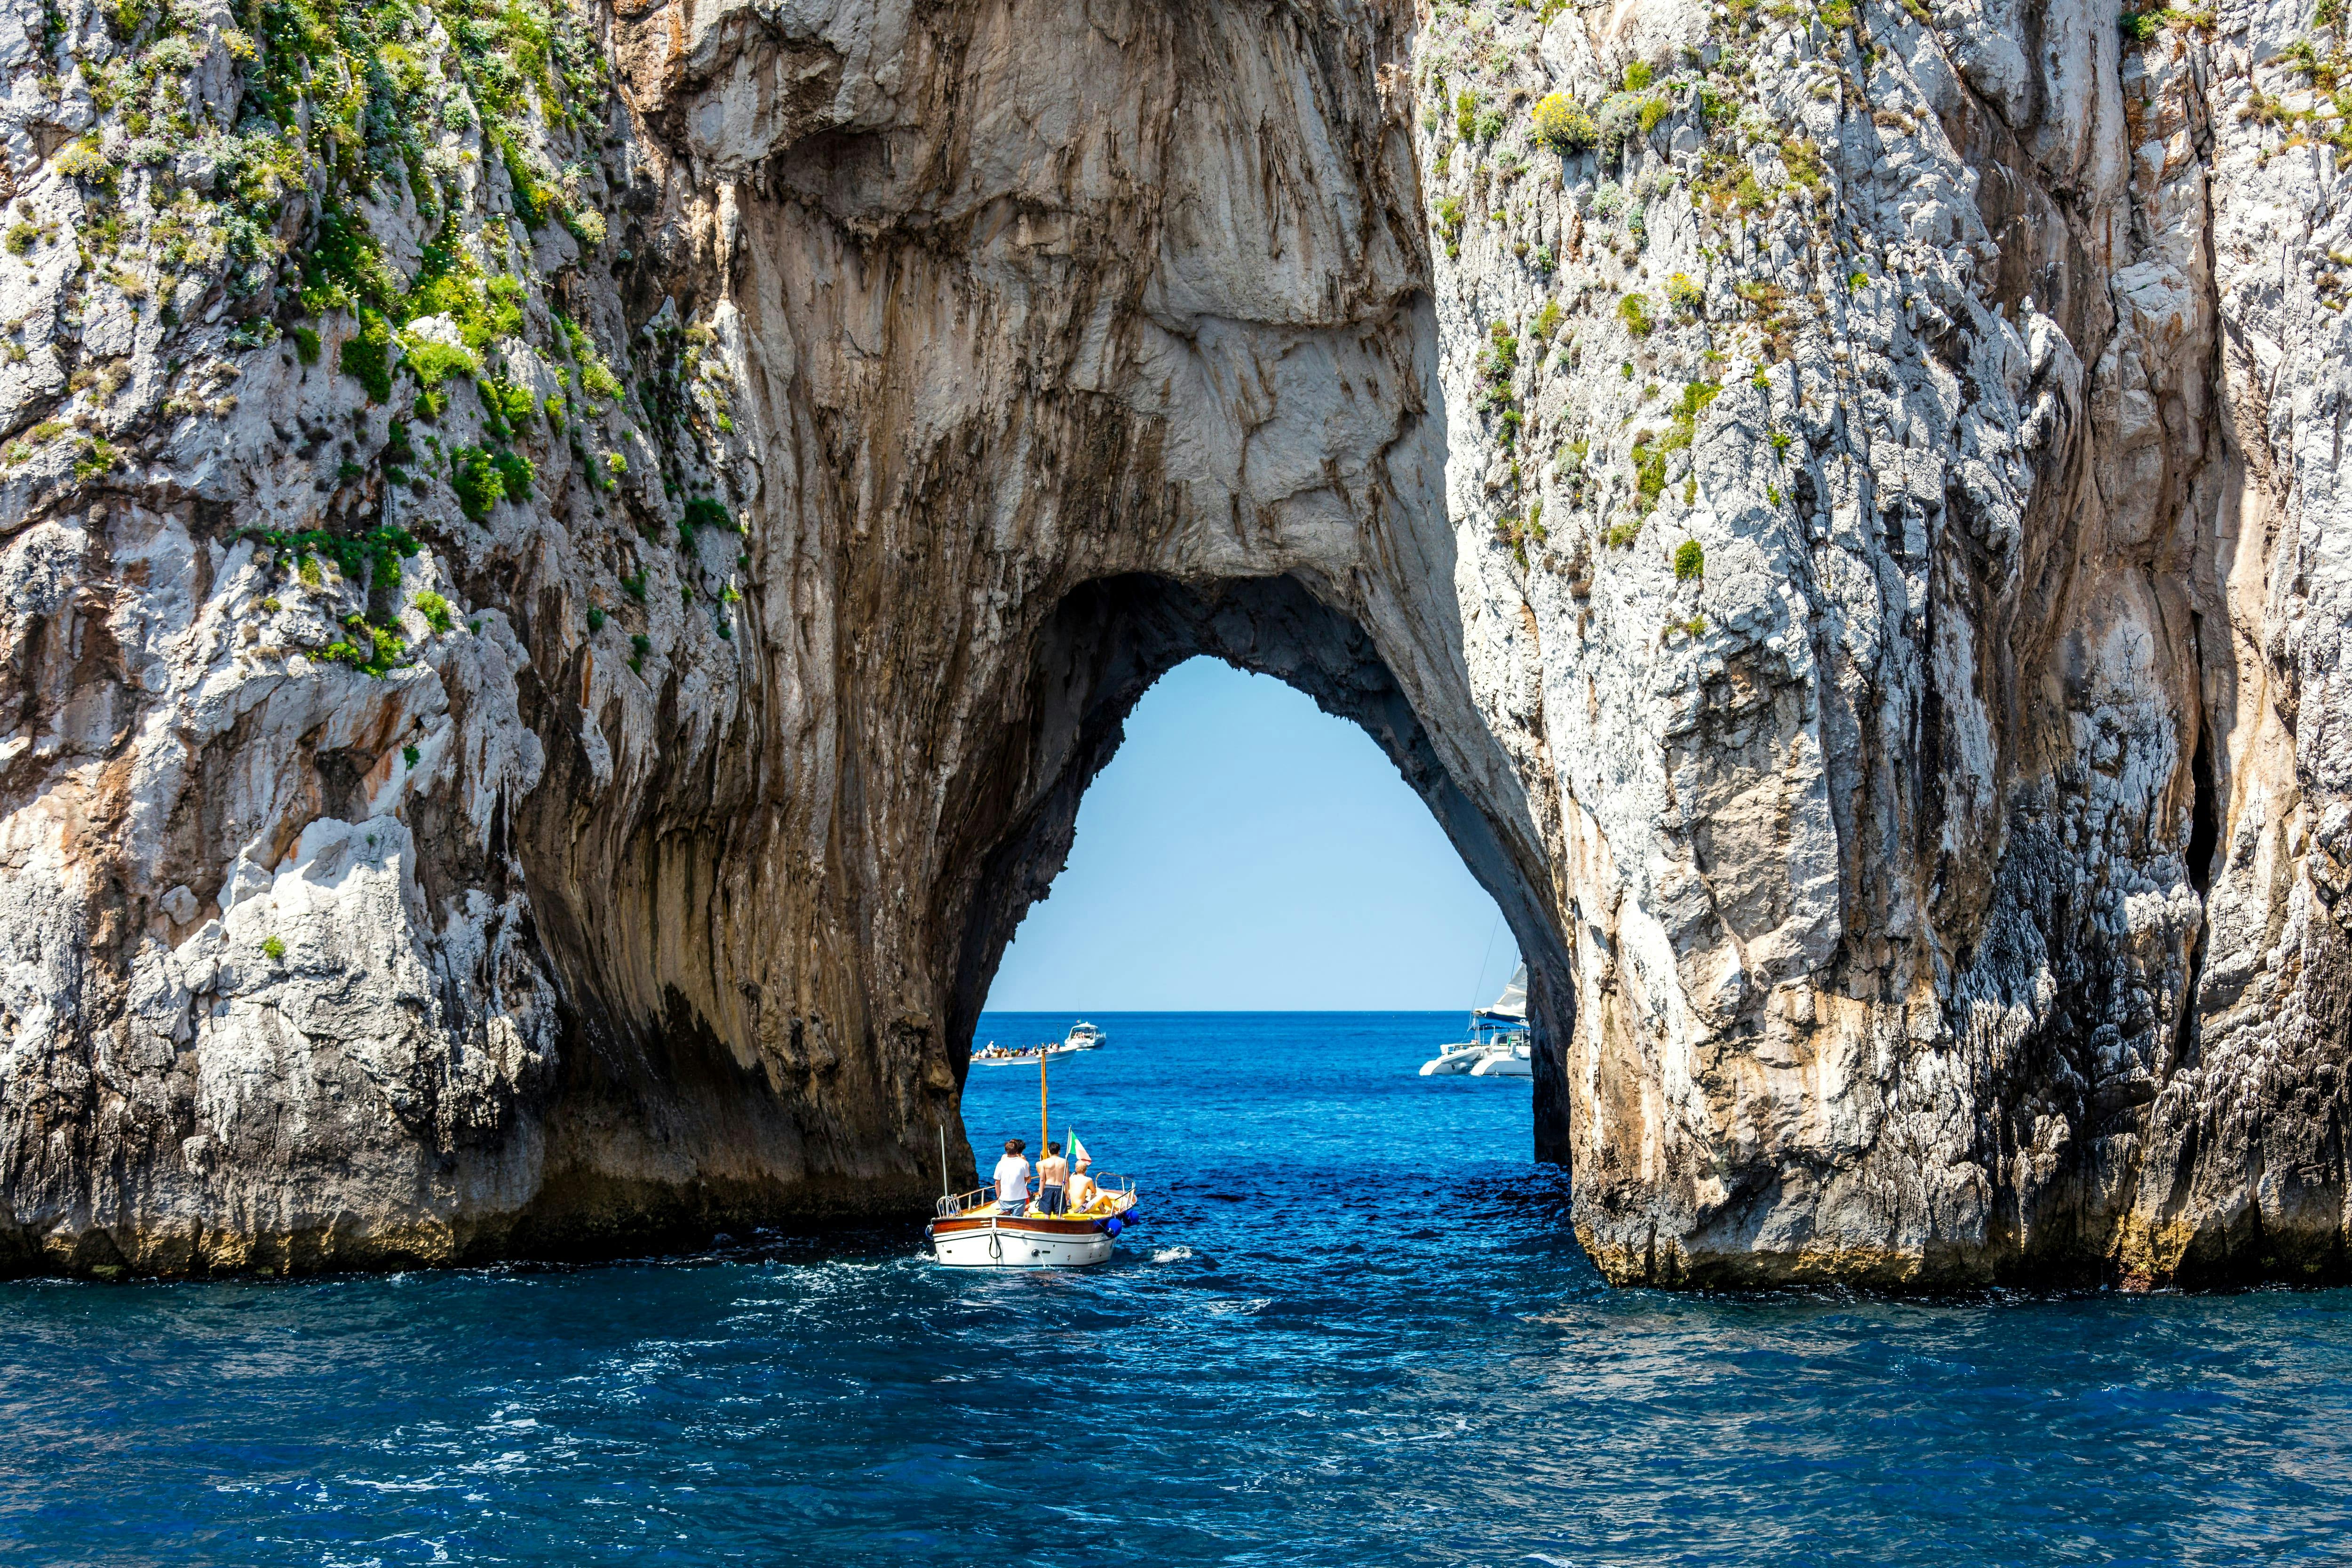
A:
[930, 1214, 1108, 1237]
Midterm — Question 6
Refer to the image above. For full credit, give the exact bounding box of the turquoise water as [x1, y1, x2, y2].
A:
[5, 1012, 2351, 1566]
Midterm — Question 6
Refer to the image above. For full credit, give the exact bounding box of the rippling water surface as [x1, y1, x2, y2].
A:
[7, 1012, 2352, 1566]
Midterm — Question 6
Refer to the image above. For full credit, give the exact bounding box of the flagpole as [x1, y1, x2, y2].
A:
[1039, 1049, 1049, 1164]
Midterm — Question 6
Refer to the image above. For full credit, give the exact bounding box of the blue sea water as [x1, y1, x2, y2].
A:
[5, 1011, 2351, 1567]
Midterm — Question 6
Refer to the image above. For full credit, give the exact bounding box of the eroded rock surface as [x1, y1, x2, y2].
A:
[0, 0, 2344, 1287]
[1421, 0, 2351, 1286]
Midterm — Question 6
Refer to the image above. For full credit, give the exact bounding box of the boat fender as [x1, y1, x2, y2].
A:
[1104, 1218, 1122, 1237]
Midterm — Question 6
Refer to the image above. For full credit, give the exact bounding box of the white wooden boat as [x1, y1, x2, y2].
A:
[933, 1050, 1139, 1267]
[927, 1177, 1139, 1268]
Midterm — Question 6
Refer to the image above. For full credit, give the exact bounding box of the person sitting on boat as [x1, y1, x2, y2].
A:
[993, 1139, 1031, 1214]
[1065, 1151, 1097, 1212]
[1034, 1142, 1069, 1214]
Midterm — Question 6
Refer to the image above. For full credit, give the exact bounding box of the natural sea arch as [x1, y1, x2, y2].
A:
[932, 574, 1578, 1177]
[0, 1, 1613, 1281]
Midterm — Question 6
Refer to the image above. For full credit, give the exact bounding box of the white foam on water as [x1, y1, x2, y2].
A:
[1151, 1246, 1193, 1263]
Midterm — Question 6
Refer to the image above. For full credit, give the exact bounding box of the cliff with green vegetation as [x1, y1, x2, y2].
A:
[3, 0, 2347, 1289]
[1415, 0, 2352, 1287]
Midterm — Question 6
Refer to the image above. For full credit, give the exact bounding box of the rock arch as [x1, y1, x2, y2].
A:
[940, 572, 1577, 1164]
[7, 0, 2351, 1289]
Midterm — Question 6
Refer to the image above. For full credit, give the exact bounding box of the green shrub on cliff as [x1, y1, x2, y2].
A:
[405, 340, 477, 389]
[1780, 137, 1828, 197]
[1433, 195, 1466, 256]
[339, 309, 393, 402]
[449, 445, 505, 520]
[493, 448, 534, 503]
[323, 613, 406, 676]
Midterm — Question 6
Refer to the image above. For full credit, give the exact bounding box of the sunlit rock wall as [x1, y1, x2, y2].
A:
[1419, 0, 2351, 1286]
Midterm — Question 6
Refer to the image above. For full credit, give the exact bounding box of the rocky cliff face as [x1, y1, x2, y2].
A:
[1422, 0, 2352, 1287]
[1, 0, 2344, 1287]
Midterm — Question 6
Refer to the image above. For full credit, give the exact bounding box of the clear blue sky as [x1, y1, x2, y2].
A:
[985, 657, 1519, 1011]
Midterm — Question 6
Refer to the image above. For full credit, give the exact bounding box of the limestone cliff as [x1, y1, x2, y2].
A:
[1422, 0, 2352, 1286]
[0, 0, 2344, 1287]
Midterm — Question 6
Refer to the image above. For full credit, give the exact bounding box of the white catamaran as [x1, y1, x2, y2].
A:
[1419, 963, 1533, 1078]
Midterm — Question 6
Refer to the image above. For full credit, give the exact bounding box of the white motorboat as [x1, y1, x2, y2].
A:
[1062, 1020, 1107, 1050]
[1418, 963, 1533, 1078]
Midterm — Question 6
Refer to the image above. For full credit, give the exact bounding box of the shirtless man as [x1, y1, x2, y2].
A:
[1065, 1152, 1098, 1212]
[993, 1139, 1031, 1214]
[1034, 1142, 1070, 1215]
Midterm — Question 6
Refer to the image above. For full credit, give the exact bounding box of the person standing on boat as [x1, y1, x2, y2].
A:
[1035, 1142, 1070, 1215]
[993, 1139, 1032, 1214]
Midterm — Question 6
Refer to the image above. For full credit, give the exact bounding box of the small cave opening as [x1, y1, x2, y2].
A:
[2170, 709, 2223, 1077]
[2187, 726, 2220, 899]
[934, 573, 1575, 1180]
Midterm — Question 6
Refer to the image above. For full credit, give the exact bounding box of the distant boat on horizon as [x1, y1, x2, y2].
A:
[969, 1021, 1107, 1067]
[969, 1040, 1079, 1066]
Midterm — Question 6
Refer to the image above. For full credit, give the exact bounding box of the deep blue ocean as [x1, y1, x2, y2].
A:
[5, 1012, 2351, 1566]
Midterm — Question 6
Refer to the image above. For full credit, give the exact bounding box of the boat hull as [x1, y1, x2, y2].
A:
[1469, 1051, 1532, 1078]
[930, 1214, 1115, 1267]
[1419, 1050, 1480, 1076]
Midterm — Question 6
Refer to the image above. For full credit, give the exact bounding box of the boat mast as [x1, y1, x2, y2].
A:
[1039, 1050, 1049, 1163]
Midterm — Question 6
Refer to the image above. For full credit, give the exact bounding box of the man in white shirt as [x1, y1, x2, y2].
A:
[993, 1139, 1031, 1214]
